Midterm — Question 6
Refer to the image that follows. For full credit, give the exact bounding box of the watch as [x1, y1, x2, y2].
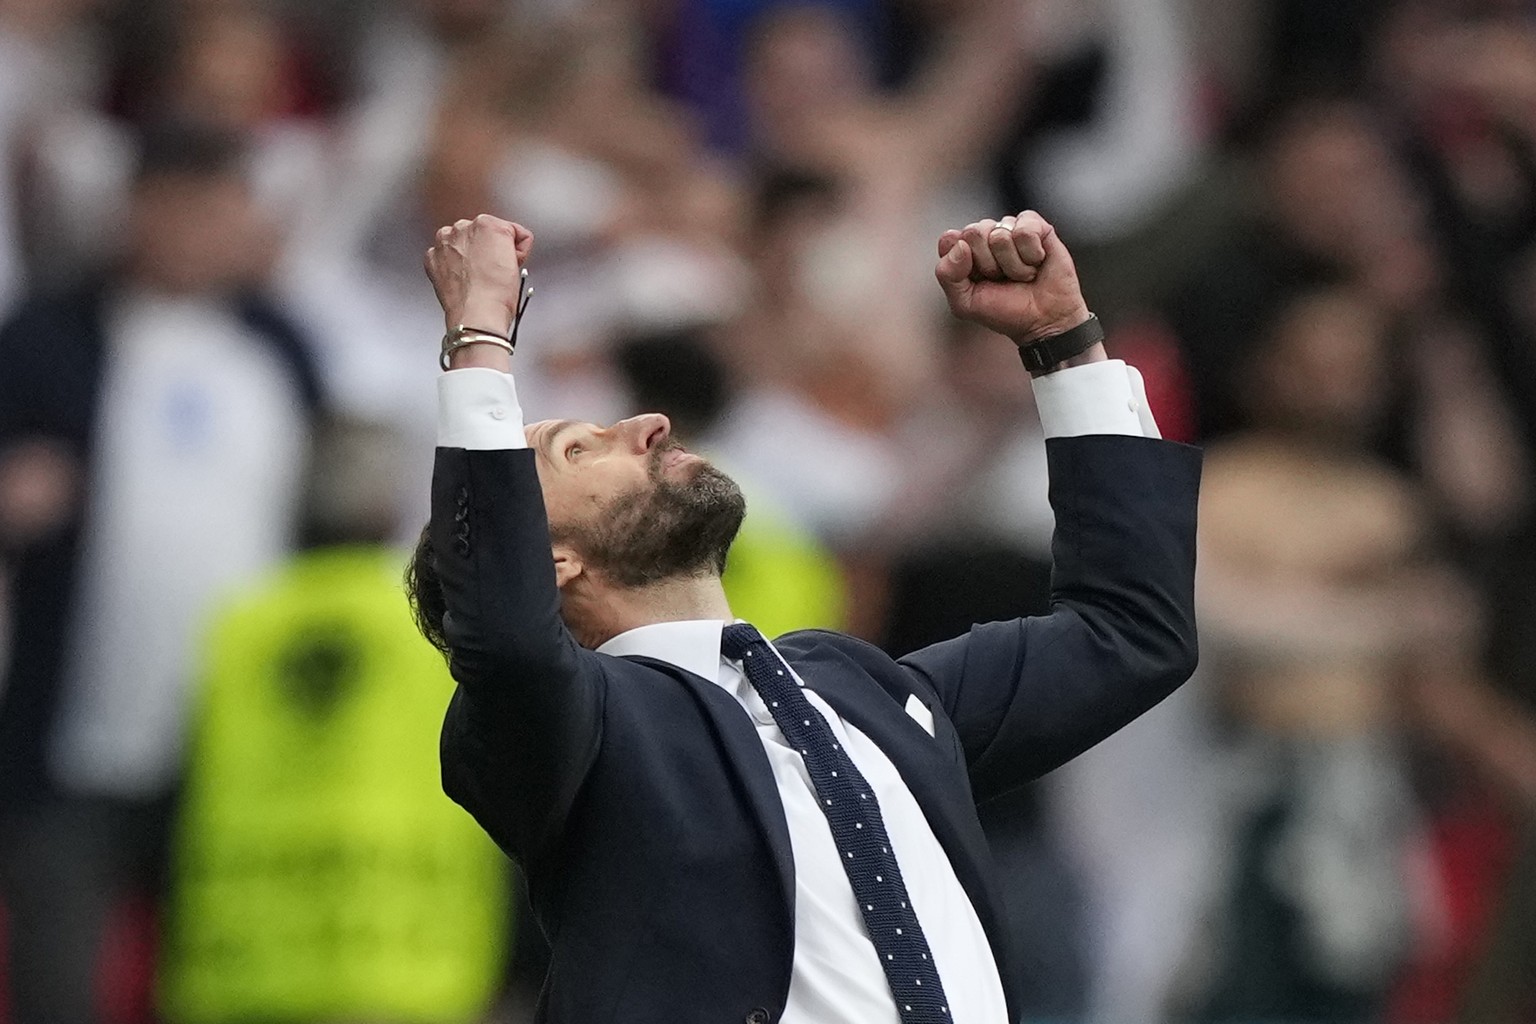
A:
[1017, 313, 1104, 375]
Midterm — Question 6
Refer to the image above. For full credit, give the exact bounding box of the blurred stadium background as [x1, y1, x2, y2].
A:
[1, 0, 1535, 1021]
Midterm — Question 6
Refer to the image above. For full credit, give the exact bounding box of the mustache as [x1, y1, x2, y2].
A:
[647, 437, 689, 480]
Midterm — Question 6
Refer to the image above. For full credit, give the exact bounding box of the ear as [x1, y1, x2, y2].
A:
[552, 544, 584, 590]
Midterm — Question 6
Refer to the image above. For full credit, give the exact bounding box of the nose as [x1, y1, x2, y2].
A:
[614, 413, 671, 454]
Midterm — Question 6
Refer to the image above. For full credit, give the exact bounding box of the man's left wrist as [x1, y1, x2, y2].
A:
[1036, 342, 1109, 376]
[1013, 311, 1105, 377]
[1008, 306, 1092, 347]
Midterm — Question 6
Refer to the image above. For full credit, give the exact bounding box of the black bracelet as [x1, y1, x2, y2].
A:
[1017, 313, 1105, 375]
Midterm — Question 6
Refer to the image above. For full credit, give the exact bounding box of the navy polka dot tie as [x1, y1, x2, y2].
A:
[721, 623, 952, 1022]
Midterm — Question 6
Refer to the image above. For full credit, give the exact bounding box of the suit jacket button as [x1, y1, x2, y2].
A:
[745, 1009, 770, 1024]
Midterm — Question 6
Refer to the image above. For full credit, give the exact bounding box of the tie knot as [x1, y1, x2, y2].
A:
[720, 622, 766, 661]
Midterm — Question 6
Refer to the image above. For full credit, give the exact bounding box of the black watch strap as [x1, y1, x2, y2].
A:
[1017, 313, 1105, 374]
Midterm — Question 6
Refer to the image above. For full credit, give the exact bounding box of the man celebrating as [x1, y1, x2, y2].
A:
[409, 211, 1199, 1024]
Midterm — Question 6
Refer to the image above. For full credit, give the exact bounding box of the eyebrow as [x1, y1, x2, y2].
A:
[540, 420, 579, 463]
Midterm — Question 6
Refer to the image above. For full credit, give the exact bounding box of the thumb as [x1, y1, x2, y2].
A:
[935, 238, 974, 295]
[512, 222, 535, 262]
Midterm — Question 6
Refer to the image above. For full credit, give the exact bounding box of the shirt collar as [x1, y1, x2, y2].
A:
[596, 619, 732, 684]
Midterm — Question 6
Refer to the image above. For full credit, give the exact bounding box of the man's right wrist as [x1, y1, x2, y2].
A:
[446, 345, 512, 373]
[451, 302, 515, 337]
[443, 305, 516, 372]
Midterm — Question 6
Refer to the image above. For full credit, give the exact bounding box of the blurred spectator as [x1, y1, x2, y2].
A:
[23, 1, 331, 287]
[0, 0, 106, 314]
[1001, 0, 1207, 244]
[1188, 285, 1513, 1023]
[731, 0, 1032, 408]
[881, 318, 1056, 556]
[0, 121, 321, 1024]
[159, 419, 509, 1024]
[1165, 96, 1437, 443]
[1377, 2, 1536, 455]
[652, 0, 882, 153]
[706, 171, 905, 547]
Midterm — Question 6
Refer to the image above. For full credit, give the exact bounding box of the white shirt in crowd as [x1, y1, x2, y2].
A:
[436, 357, 1159, 1023]
[51, 291, 309, 797]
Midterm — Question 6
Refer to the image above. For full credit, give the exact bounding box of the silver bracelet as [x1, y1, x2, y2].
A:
[438, 268, 535, 370]
[440, 327, 513, 370]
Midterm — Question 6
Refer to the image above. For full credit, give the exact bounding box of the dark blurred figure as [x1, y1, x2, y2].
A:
[1190, 285, 1535, 1024]
[0, 121, 320, 1024]
[0, 0, 104, 314]
[1164, 90, 1530, 548]
[1165, 96, 1437, 444]
[1375, 15, 1536, 1017]
[1376, 0, 1536, 457]
[21, 1, 332, 289]
[158, 419, 510, 1024]
[652, 0, 882, 153]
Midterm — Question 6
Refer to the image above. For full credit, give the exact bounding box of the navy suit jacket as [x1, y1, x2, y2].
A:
[432, 434, 1201, 1024]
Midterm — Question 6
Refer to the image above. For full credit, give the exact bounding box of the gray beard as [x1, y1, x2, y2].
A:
[558, 450, 747, 588]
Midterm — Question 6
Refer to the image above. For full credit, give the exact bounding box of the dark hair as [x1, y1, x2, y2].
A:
[750, 167, 841, 238]
[613, 327, 732, 439]
[405, 523, 450, 657]
[132, 119, 249, 184]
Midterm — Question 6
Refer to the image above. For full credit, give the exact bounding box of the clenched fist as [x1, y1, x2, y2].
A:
[934, 211, 1093, 348]
[425, 215, 534, 368]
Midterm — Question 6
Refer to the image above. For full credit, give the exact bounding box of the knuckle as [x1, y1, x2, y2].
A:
[1012, 223, 1045, 245]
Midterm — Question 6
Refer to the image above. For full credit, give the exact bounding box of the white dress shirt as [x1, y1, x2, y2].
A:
[436, 356, 1157, 1022]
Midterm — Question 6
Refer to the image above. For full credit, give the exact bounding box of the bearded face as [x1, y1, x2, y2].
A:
[553, 440, 746, 587]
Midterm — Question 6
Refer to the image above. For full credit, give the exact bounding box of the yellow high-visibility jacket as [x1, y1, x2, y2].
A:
[161, 546, 508, 1024]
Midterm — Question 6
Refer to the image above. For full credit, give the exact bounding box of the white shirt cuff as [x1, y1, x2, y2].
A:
[1031, 359, 1161, 439]
[437, 368, 528, 449]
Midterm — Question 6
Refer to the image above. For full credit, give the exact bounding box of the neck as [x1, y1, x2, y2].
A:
[572, 574, 733, 649]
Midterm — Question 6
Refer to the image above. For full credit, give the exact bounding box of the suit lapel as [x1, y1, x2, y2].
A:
[622, 655, 797, 918]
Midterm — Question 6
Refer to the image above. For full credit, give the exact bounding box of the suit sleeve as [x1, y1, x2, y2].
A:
[433, 445, 605, 864]
[899, 434, 1200, 801]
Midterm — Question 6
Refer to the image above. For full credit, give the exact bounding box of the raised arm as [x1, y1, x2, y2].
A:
[903, 211, 1200, 800]
[422, 216, 604, 863]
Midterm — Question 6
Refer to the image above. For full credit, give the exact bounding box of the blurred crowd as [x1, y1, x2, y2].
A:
[1, 0, 1535, 1021]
